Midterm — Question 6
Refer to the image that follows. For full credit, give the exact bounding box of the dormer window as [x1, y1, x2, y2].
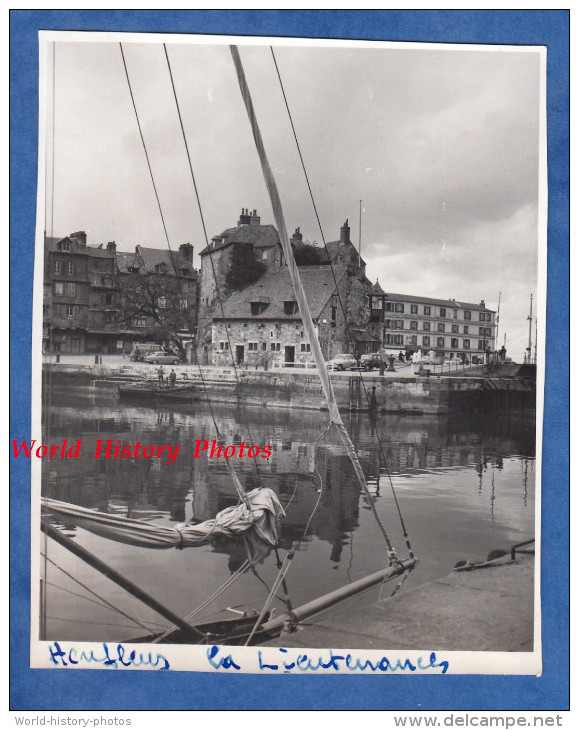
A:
[283, 300, 298, 315]
[59, 241, 71, 252]
[250, 301, 268, 316]
[155, 262, 168, 274]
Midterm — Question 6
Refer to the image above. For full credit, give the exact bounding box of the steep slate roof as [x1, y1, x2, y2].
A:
[324, 239, 366, 267]
[381, 292, 494, 313]
[200, 224, 279, 256]
[115, 246, 194, 275]
[215, 266, 346, 321]
[115, 251, 140, 273]
[135, 245, 193, 274]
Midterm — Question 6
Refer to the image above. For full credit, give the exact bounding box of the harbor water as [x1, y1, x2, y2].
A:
[39, 383, 536, 644]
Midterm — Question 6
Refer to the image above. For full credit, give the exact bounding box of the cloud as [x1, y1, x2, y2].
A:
[46, 38, 543, 359]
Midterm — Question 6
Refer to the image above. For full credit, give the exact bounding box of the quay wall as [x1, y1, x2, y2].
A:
[42, 361, 535, 416]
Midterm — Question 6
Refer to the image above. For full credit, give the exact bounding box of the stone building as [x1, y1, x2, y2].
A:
[199, 210, 375, 366]
[197, 208, 283, 361]
[367, 285, 497, 361]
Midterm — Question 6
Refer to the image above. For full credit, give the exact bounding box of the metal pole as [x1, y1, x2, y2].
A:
[526, 294, 533, 364]
[42, 520, 204, 640]
[261, 558, 417, 634]
[358, 199, 362, 268]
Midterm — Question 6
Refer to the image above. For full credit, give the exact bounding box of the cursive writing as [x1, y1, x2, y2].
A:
[206, 646, 449, 674]
[48, 641, 170, 670]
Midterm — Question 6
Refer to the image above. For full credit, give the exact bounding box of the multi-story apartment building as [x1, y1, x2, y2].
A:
[43, 232, 121, 354]
[44, 233, 199, 356]
[367, 286, 496, 361]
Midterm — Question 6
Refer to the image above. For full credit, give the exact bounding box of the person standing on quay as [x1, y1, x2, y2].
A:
[158, 365, 165, 387]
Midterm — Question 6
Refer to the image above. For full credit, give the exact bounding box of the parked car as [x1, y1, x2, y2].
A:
[129, 343, 160, 362]
[143, 350, 181, 365]
[360, 353, 387, 371]
[327, 353, 358, 371]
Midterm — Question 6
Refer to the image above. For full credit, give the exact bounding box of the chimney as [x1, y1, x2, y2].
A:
[238, 208, 251, 225]
[106, 241, 116, 254]
[179, 242, 194, 263]
[290, 227, 303, 245]
[480, 300, 485, 307]
[340, 219, 350, 244]
[249, 209, 261, 226]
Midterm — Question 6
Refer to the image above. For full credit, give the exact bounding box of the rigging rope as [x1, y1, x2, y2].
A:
[162, 43, 263, 486]
[42, 552, 160, 636]
[120, 43, 249, 509]
[270, 46, 414, 559]
[230, 44, 398, 559]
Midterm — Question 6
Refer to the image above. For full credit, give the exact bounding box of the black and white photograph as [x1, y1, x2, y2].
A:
[31, 30, 545, 675]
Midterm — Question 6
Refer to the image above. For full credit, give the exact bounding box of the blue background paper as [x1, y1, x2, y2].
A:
[10, 10, 569, 710]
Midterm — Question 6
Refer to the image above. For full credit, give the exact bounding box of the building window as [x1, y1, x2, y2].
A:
[463, 326, 469, 335]
[53, 261, 62, 274]
[423, 322, 431, 331]
[261, 250, 268, 262]
[410, 304, 418, 314]
[262, 343, 267, 351]
[478, 340, 486, 350]
[479, 312, 486, 322]
[437, 337, 445, 348]
[65, 305, 74, 317]
[451, 324, 459, 333]
[384, 302, 393, 312]
[423, 305, 431, 316]
[134, 317, 146, 327]
[93, 260, 101, 270]
[464, 310, 471, 320]
[463, 339, 471, 349]
[54, 282, 64, 296]
[331, 306, 337, 322]
[248, 342, 258, 351]
[179, 299, 188, 310]
[385, 319, 404, 330]
[157, 296, 167, 309]
[251, 301, 268, 315]
[59, 241, 71, 252]
[451, 338, 459, 348]
[300, 343, 311, 353]
[270, 342, 281, 352]
[65, 282, 76, 296]
[284, 301, 298, 315]
[394, 303, 404, 313]
[65, 261, 74, 275]
[219, 341, 230, 351]
[409, 335, 417, 346]
[410, 321, 418, 331]
[453, 309, 458, 319]
[105, 293, 113, 305]
[484, 327, 492, 337]
[438, 323, 445, 332]
[422, 336, 430, 347]
[440, 307, 446, 317]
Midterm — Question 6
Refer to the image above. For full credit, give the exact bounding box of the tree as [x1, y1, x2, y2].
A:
[292, 240, 326, 266]
[118, 272, 197, 358]
[224, 244, 266, 291]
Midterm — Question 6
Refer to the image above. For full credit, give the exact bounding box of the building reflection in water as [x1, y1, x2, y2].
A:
[42, 385, 535, 574]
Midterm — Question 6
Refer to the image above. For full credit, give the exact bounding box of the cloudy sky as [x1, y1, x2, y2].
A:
[42, 34, 543, 360]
